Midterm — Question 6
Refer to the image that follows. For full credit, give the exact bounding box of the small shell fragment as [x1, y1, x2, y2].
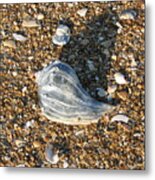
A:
[22, 20, 40, 27]
[13, 33, 27, 41]
[52, 25, 70, 46]
[45, 144, 59, 164]
[120, 9, 137, 20]
[111, 114, 130, 123]
[36, 60, 114, 125]
[77, 8, 88, 17]
[114, 72, 128, 85]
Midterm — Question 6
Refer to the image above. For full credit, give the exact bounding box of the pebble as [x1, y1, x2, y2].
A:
[111, 114, 130, 123]
[12, 71, 18, 77]
[15, 139, 25, 148]
[117, 91, 128, 101]
[22, 20, 40, 27]
[36, 13, 44, 20]
[120, 9, 137, 20]
[13, 33, 27, 41]
[87, 60, 95, 71]
[107, 85, 117, 94]
[2, 40, 16, 49]
[33, 141, 41, 148]
[52, 24, 70, 46]
[96, 88, 107, 97]
[114, 72, 128, 85]
[25, 120, 35, 128]
[77, 8, 88, 17]
[45, 144, 59, 164]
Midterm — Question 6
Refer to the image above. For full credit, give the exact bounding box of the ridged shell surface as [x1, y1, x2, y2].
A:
[36, 60, 113, 125]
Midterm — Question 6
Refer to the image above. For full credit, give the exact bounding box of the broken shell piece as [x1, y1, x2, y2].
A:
[111, 114, 130, 123]
[36, 60, 114, 125]
[52, 25, 70, 46]
[45, 144, 59, 164]
[114, 72, 128, 85]
[77, 8, 88, 17]
[120, 9, 137, 20]
[13, 33, 27, 41]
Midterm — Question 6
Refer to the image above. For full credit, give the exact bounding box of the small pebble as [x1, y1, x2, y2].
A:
[120, 9, 137, 20]
[107, 85, 117, 94]
[52, 24, 70, 46]
[45, 144, 59, 164]
[12, 71, 18, 77]
[87, 60, 95, 71]
[2, 40, 16, 49]
[117, 91, 128, 101]
[36, 13, 44, 20]
[22, 20, 40, 27]
[15, 139, 25, 148]
[111, 114, 130, 123]
[114, 72, 128, 85]
[25, 120, 35, 128]
[77, 8, 88, 17]
[96, 88, 107, 97]
[13, 33, 27, 41]
[33, 141, 41, 148]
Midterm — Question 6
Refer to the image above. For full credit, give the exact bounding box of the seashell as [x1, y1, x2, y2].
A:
[13, 33, 27, 41]
[77, 8, 88, 17]
[114, 72, 128, 85]
[45, 144, 59, 164]
[52, 25, 70, 46]
[36, 60, 114, 125]
[111, 114, 130, 123]
[120, 9, 137, 20]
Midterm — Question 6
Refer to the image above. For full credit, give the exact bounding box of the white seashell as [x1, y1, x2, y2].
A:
[45, 144, 59, 164]
[13, 33, 27, 41]
[36, 60, 114, 125]
[77, 8, 88, 17]
[52, 25, 70, 46]
[114, 72, 128, 85]
[111, 114, 130, 123]
[120, 9, 137, 20]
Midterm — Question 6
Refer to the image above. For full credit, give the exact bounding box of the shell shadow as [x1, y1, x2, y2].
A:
[59, 11, 120, 105]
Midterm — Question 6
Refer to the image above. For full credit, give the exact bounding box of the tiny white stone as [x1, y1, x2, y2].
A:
[12, 71, 18, 77]
[52, 25, 70, 46]
[45, 144, 59, 164]
[96, 88, 107, 97]
[114, 72, 128, 85]
[111, 114, 130, 123]
[25, 119, 35, 128]
[22, 86, 27, 93]
[13, 33, 27, 41]
[77, 8, 88, 17]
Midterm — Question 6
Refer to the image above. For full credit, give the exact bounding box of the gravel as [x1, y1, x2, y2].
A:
[0, 1, 145, 169]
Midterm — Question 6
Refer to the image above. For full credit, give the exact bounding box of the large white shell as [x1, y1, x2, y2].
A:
[36, 60, 114, 125]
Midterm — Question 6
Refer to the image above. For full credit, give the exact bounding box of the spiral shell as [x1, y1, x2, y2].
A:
[36, 60, 114, 125]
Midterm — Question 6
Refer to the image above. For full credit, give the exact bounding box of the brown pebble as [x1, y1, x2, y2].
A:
[2, 40, 16, 49]
[33, 141, 41, 148]
[117, 91, 128, 101]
